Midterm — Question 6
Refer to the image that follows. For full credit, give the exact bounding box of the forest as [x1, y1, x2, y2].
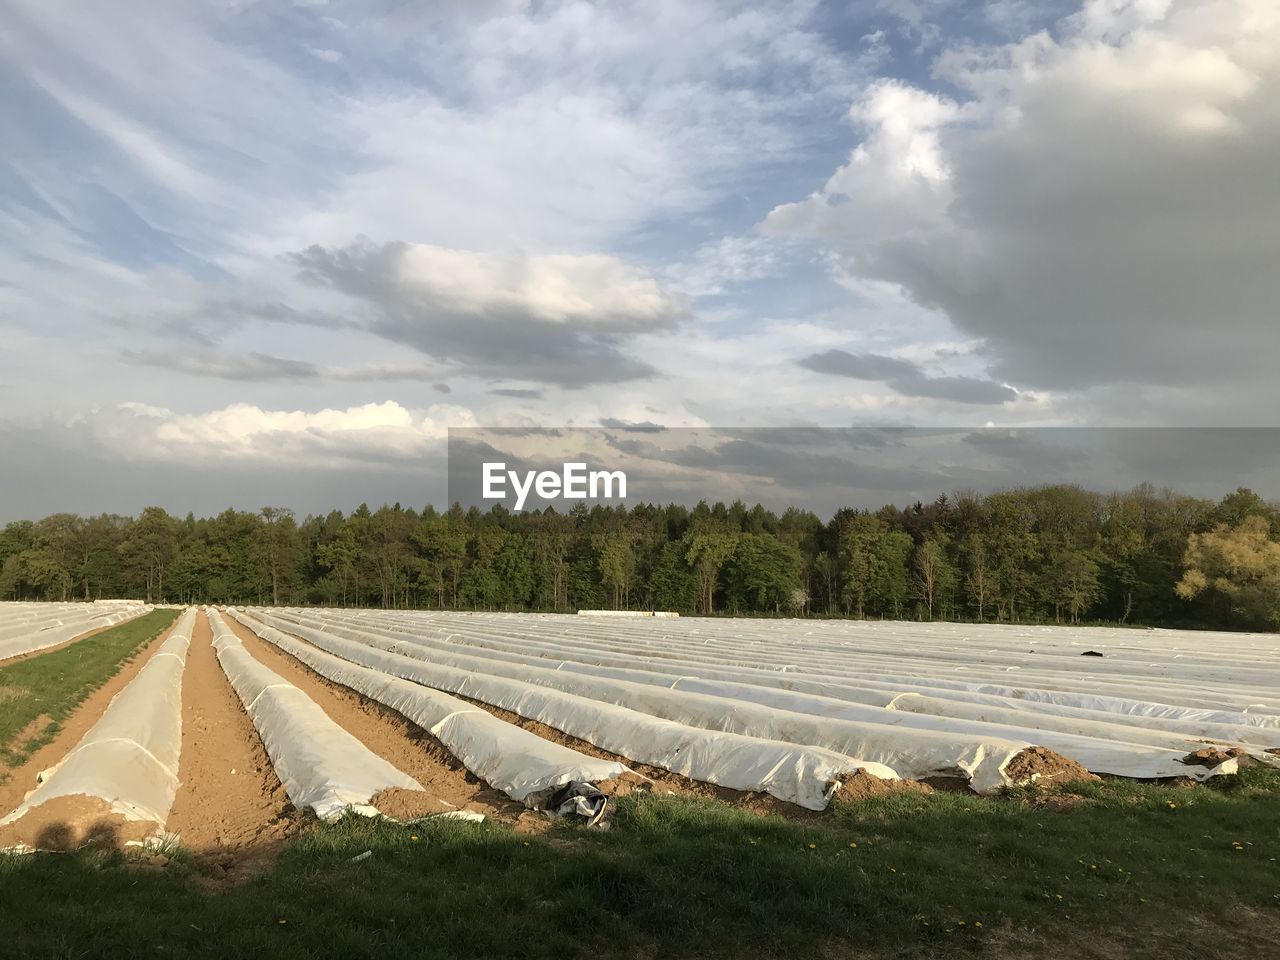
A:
[1, 484, 1277, 630]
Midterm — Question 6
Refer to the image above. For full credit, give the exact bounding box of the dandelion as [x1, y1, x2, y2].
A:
[974, 921, 983, 929]
[410, 835, 419, 842]
[808, 843, 817, 849]
[1055, 895, 1063, 901]
[278, 919, 287, 925]
[848, 842, 858, 849]
[889, 867, 897, 873]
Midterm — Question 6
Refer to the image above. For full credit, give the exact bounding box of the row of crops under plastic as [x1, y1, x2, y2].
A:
[5, 606, 1277, 850]
[0, 601, 152, 661]
[244, 607, 1280, 806]
[2, 607, 629, 844]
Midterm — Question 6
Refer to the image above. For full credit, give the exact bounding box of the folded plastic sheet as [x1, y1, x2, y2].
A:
[207, 609, 421, 821]
[0, 602, 152, 661]
[228, 609, 628, 803]
[0, 608, 195, 828]
[245, 611, 899, 810]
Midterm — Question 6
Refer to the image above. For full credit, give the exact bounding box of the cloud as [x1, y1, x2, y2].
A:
[663, 235, 789, 296]
[798, 349, 1015, 404]
[768, 0, 1280, 401]
[490, 388, 543, 399]
[71, 399, 475, 466]
[120, 348, 439, 383]
[599, 417, 666, 432]
[290, 239, 686, 387]
[798, 349, 919, 381]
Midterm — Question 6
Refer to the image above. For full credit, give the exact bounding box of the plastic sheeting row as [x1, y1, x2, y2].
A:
[324, 610, 1280, 759]
[262, 609, 1256, 786]
[0, 608, 195, 831]
[227, 609, 628, 803]
[336, 611, 1280, 747]
[207, 608, 421, 821]
[244, 609, 903, 810]
[0, 601, 153, 662]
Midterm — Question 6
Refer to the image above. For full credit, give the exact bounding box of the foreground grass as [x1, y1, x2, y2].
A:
[0, 608, 180, 772]
[2, 768, 1277, 959]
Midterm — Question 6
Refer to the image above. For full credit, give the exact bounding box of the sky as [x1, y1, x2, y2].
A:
[1, 0, 1277, 518]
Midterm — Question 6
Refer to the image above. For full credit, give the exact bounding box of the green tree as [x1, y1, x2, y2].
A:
[685, 532, 738, 614]
[1176, 516, 1280, 627]
[913, 533, 957, 620]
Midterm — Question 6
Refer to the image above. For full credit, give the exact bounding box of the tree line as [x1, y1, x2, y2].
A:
[1, 483, 1277, 630]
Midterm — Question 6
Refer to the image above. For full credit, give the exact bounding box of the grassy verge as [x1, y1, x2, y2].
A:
[1, 767, 1276, 959]
[0, 608, 180, 773]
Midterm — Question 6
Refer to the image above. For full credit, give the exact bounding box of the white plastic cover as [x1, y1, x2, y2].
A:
[346, 614, 1280, 747]
[245, 610, 901, 810]
[0, 608, 195, 828]
[207, 609, 422, 821]
[267, 608, 1263, 785]
[0, 601, 152, 662]
[228, 609, 628, 802]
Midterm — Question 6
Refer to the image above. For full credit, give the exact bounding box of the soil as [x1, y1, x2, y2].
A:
[224, 616, 522, 822]
[833, 769, 933, 801]
[1003, 746, 1100, 787]
[0, 622, 176, 808]
[1182, 746, 1250, 768]
[165, 611, 298, 855]
[0, 794, 154, 852]
[368, 786, 469, 821]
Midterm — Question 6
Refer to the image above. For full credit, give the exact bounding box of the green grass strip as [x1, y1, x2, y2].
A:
[0, 608, 180, 772]
[0, 766, 1276, 958]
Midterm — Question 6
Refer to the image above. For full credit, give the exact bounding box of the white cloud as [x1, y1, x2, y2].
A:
[767, 0, 1280, 406]
[291, 240, 686, 386]
[85, 400, 474, 465]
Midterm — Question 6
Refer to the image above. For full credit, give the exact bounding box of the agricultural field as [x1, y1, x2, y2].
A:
[1, 603, 1278, 959]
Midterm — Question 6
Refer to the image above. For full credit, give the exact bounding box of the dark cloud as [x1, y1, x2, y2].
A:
[0, 424, 446, 522]
[598, 417, 665, 432]
[289, 240, 682, 389]
[771, 11, 1280, 399]
[798, 349, 917, 380]
[490, 388, 543, 399]
[798, 349, 1015, 404]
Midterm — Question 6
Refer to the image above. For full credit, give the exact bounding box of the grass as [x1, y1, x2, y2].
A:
[0, 608, 180, 774]
[1, 767, 1277, 959]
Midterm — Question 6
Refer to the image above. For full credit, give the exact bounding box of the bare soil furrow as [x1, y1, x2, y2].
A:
[223, 614, 522, 822]
[166, 611, 297, 859]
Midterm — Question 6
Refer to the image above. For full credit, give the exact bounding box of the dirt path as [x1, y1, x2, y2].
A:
[224, 616, 522, 822]
[166, 610, 297, 859]
[0, 619, 178, 810]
